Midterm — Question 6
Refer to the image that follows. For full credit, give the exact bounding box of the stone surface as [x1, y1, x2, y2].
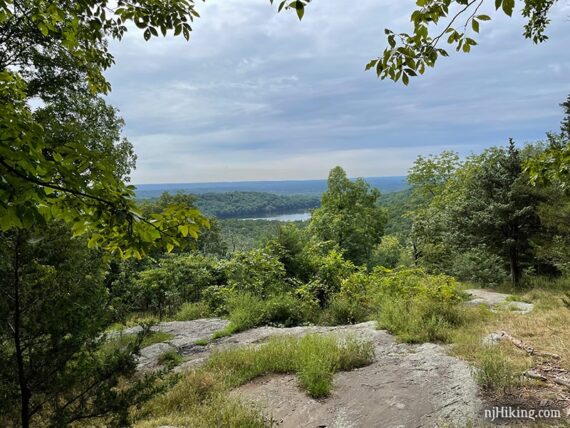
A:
[465, 289, 534, 314]
[120, 318, 230, 370]
[121, 319, 481, 426]
[135, 320, 480, 427]
[230, 325, 480, 428]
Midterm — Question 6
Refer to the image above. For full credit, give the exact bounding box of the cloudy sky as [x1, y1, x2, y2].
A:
[104, 0, 570, 184]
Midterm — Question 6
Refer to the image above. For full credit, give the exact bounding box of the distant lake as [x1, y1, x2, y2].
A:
[241, 211, 311, 222]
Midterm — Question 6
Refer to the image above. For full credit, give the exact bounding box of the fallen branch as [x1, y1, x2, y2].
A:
[496, 331, 561, 360]
[525, 369, 547, 382]
[554, 377, 570, 389]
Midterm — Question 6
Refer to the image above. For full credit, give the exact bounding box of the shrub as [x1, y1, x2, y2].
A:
[224, 293, 267, 333]
[134, 255, 219, 318]
[305, 249, 356, 306]
[374, 268, 465, 343]
[175, 301, 211, 321]
[372, 267, 462, 303]
[321, 296, 371, 325]
[221, 249, 286, 297]
[370, 235, 403, 269]
[217, 292, 313, 336]
[450, 247, 509, 286]
[322, 270, 376, 325]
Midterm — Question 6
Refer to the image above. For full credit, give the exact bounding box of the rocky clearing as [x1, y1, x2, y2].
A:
[120, 290, 543, 427]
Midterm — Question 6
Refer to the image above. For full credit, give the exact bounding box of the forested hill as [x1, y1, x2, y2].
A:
[135, 176, 408, 198]
[195, 192, 320, 218]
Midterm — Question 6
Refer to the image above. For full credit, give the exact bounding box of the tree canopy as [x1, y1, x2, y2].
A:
[0, 1, 209, 258]
[309, 166, 387, 265]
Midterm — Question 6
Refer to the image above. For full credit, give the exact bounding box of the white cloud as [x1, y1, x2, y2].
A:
[103, 0, 570, 183]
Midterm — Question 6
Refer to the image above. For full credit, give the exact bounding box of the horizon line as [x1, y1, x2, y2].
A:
[133, 175, 408, 187]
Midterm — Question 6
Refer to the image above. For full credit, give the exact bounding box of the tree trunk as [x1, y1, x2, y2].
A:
[12, 233, 31, 428]
[509, 248, 520, 287]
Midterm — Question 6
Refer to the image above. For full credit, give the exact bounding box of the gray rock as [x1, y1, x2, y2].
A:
[138, 342, 177, 370]
[229, 324, 481, 428]
[464, 289, 534, 314]
[122, 319, 481, 427]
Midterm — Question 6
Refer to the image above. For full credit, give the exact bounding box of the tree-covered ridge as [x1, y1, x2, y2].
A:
[194, 192, 320, 218]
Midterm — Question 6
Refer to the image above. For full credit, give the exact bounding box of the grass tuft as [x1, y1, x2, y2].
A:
[158, 350, 183, 369]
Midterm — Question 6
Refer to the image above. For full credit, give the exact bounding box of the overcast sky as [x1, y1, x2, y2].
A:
[104, 0, 570, 184]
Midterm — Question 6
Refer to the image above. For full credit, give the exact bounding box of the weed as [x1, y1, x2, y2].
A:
[475, 346, 521, 394]
[158, 350, 183, 369]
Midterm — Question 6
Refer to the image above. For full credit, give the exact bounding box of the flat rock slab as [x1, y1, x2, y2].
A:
[464, 289, 534, 314]
[121, 318, 230, 370]
[230, 325, 480, 428]
[121, 320, 481, 426]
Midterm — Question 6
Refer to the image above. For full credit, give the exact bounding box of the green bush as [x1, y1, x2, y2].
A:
[372, 267, 462, 302]
[450, 247, 509, 286]
[374, 268, 465, 343]
[370, 235, 403, 269]
[134, 255, 219, 318]
[321, 296, 370, 325]
[218, 292, 313, 336]
[304, 249, 357, 306]
[221, 249, 286, 296]
[175, 301, 211, 321]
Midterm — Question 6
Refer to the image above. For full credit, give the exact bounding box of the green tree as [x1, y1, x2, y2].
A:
[309, 167, 387, 265]
[139, 192, 227, 256]
[448, 140, 544, 285]
[527, 95, 570, 190]
[1, 1, 208, 257]
[407, 151, 462, 265]
[0, 224, 163, 427]
[527, 97, 570, 274]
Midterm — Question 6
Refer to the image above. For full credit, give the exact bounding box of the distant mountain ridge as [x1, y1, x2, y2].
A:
[135, 176, 408, 199]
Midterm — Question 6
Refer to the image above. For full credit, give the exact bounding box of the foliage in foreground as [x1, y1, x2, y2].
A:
[137, 334, 374, 426]
[0, 226, 166, 427]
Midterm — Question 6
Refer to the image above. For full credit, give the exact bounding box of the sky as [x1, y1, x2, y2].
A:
[104, 0, 570, 184]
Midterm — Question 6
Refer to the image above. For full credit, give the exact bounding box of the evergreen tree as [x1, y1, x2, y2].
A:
[451, 140, 544, 285]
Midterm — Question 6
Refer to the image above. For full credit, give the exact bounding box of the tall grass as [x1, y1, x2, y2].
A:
[136, 334, 374, 427]
[377, 296, 465, 343]
[175, 301, 211, 321]
[205, 334, 374, 397]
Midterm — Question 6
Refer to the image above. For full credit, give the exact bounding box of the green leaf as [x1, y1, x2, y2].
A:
[502, 0, 514, 16]
[472, 19, 479, 33]
[295, 2, 304, 20]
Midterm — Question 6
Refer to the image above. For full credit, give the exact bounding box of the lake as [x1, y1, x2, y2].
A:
[241, 212, 311, 222]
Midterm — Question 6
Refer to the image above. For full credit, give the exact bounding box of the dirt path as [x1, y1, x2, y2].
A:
[129, 320, 481, 427]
